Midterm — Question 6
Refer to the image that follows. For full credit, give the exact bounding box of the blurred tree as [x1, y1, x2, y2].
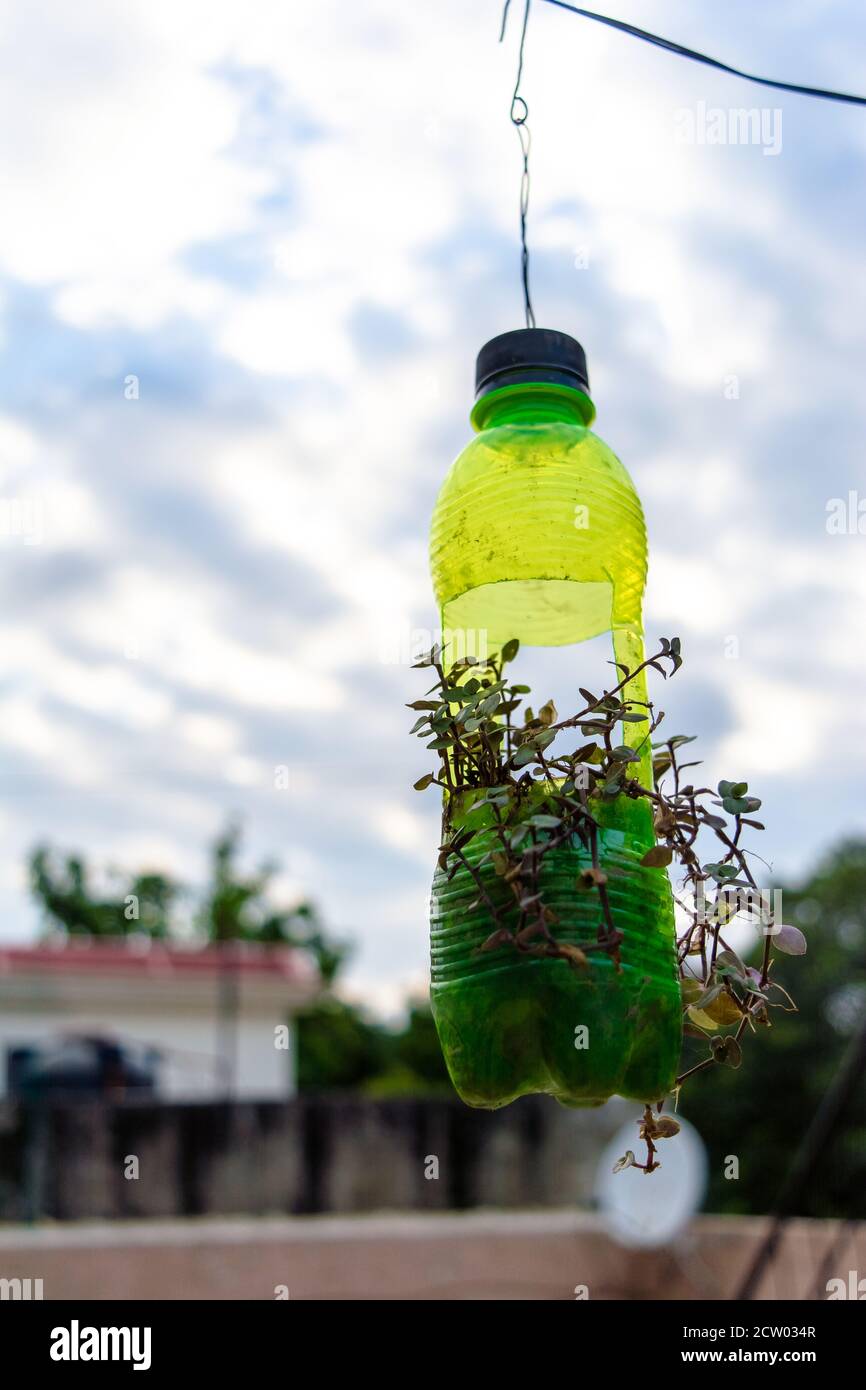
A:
[195, 824, 351, 983]
[393, 999, 451, 1088]
[29, 847, 176, 938]
[296, 999, 390, 1092]
[680, 838, 866, 1218]
[296, 998, 453, 1096]
[29, 824, 350, 983]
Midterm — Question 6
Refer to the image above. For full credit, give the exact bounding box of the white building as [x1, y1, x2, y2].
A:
[0, 940, 321, 1101]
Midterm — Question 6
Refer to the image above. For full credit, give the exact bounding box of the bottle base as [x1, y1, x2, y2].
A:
[432, 954, 681, 1111]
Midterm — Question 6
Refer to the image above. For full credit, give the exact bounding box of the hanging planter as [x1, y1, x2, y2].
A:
[410, 329, 805, 1160]
[425, 327, 680, 1110]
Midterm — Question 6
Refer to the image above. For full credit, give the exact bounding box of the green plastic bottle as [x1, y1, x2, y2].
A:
[428, 329, 681, 1109]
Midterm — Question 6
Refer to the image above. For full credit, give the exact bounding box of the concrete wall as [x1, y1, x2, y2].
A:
[0, 1212, 861, 1300]
[0, 1094, 625, 1222]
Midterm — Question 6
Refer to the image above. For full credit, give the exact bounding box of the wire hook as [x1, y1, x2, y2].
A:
[500, 0, 536, 329]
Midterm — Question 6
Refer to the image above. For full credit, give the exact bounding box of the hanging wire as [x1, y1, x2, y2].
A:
[500, 0, 536, 328]
[540, 1, 866, 106]
[498, 2, 866, 330]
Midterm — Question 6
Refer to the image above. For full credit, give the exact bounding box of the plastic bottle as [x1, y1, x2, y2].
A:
[428, 328, 681, 1108]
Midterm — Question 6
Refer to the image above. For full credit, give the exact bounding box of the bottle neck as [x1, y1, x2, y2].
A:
[470, 381, 595, 432]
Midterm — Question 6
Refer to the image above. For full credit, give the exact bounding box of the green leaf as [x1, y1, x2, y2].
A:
[704, 862, 738, 881]
[411, 644, 441, 669]
[710, 1035, 743, 1069]
[774, 924, 807, 956]
[651, 1116, 681, 1140]
[680, 977, 704, 1006]
[512, 745, 536, 767]
[572, 741, 598, 762]
[688, 1005, 719, 1032]
[538, 699, 557, 727]
[699, 990, 743, 1026]
[714, 948, 750, 984]
[501, 638, 520, 664]
[451, 829, 476, 852]
[413, 773, 435, 791]
[641, 845, 673, 868]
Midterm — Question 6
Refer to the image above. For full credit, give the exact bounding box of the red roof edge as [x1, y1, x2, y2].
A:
[0, 941, 319, 984]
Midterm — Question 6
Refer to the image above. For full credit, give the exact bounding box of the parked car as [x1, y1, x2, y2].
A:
[7, 1035, 159, 1099]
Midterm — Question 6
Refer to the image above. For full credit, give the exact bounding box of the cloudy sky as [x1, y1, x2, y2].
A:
[1, 0, 864, 1011]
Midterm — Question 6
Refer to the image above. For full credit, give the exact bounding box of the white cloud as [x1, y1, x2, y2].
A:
[0, 0, 266, 322]
[70, 566, 345, 713]
[373, 803, 430, 861]
[717, 671, 838, 776]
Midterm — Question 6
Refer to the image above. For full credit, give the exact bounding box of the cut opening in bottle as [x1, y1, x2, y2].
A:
[442, 577, 613, 652]
[440, 587, 652, 792]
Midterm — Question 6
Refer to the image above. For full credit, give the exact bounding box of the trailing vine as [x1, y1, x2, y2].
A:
[410, 637, 805, 1173]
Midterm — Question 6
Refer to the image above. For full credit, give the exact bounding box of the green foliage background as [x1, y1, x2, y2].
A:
[680, 840, 866, 1219]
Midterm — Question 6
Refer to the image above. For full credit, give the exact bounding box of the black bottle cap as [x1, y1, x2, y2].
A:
[474, 327, 591, 402]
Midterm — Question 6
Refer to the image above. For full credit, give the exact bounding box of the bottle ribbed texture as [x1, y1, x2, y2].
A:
[430, 426, 648, 631]
[430, 829, 677, 987]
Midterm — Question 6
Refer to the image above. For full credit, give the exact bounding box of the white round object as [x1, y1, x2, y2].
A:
[594, 1113, 707, 1249]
